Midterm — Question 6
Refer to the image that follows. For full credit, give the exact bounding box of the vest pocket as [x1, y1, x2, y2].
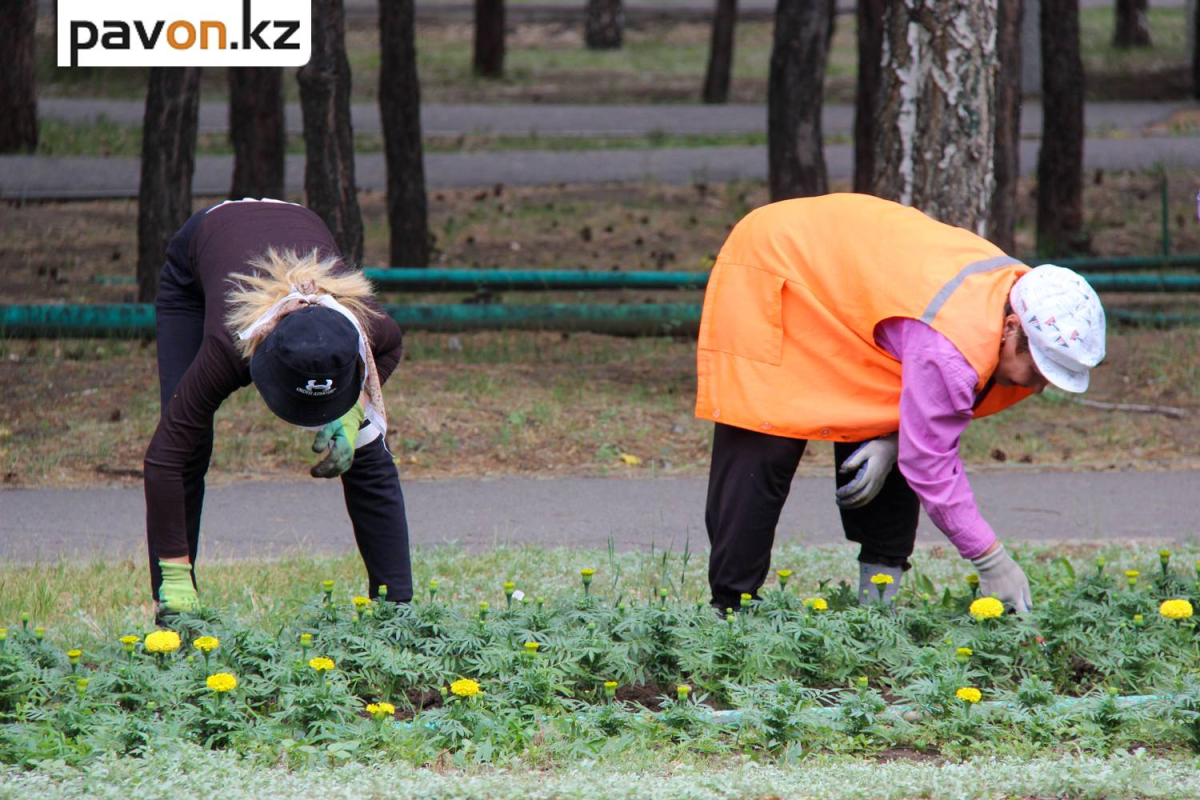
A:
[699, 261, 785, 366]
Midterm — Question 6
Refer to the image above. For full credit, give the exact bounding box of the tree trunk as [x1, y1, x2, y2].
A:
[137, 68, 202, 303]
[1113, 0, 1151, 48]
[0, 0, 38, 154]
[702, 0, 738, 104]
[1190, 0, 1199, 100]
[585, 0, 624, 50]
[380, 0, 431, 267]
[767, 0, 832, 201]
[474, 0, 505, 77]
[1037, 0, 1087, 256]
[853, 0, 886, 194]
[298, 0, 364, 266]
[872, 1, 997, 235]
[989, 0, 1023, 254]
[229, 68, 286, 200]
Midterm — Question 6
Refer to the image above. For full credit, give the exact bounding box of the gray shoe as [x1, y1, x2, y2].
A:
[858, 562, 904, 605]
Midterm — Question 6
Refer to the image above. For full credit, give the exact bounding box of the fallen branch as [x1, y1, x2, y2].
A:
[1068, 397, 1188, 419]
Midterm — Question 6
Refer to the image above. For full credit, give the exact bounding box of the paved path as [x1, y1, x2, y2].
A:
[1, 470, 1195, 563]
[4, 136, 1198, 200]
[37, 99, 1197, 139]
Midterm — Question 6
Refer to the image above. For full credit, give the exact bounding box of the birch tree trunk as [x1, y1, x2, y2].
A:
[989, 0, 1023, 253]
[853, 0, 886, 194]
[474, 0, 505, 76]
[298, 0, 364, 266]
[137, 68, 202, 303]
[0, 0, 38, 153]
[585, 0, 624, 50]
[1037, 0, 1087, 256]
[1113, 0, 1151, 48]
[380, 0, 431, 267]
[767, 0, 831, 201]
[872, 0, 998, 236]
[702, 0, 738, 104]
[229, 68, 286, 200]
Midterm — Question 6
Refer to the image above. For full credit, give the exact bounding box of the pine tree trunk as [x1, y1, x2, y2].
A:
[585, 0, 624, 50]
[1190, 0, 1199, 99]
[989, 0, 1023, 254]
[1113, 0, 1151, 48]
[853, 0, 886, 194]
[298, 0, 364, 266]
[380, 0, 431, 267]
[1037, 0, 1087, 256]
[229, 68, 286, 200]
[702, 0, 738, 104]
[767, 0, 831, 201]
[474, 0, 505, 77]
[137, 68, 202, 303]
[872, 1, 997, 235]
[0, 0, 38, 154]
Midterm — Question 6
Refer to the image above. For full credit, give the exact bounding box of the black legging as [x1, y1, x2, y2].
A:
[149, 214, 413, 603]
[705, 422, 920, 609]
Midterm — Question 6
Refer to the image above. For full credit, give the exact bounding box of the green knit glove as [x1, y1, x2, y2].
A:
[158, 560, 199, 613]
[311, 401, 365, 478]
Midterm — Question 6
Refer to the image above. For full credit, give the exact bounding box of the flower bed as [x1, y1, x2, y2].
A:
[2, 553, 1200, 767]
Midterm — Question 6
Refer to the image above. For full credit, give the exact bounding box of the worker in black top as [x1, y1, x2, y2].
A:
[145, 199, 412, 614]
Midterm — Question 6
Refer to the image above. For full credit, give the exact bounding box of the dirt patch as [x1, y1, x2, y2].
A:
[873, 746, 944, 764]
[3, 174, 1199, 488]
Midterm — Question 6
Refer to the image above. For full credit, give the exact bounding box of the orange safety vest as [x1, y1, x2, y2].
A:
[695, 193, 1034, 442]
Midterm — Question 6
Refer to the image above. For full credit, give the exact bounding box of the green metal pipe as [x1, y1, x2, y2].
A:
[361, 267, 1200, 292]
[362, 268, 709, 291]
[0, 303, 703, 338]
[1042, 254, 1200, 272]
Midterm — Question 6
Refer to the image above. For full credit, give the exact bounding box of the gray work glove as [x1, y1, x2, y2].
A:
[836, 434, 899, 509]
[971, 544, 1033, 614]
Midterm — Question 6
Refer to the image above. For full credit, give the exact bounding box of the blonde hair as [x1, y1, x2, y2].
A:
[225, 247, 381, 358]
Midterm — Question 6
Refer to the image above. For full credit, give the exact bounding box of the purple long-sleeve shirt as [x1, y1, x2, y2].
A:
[874, 317, 997, 559]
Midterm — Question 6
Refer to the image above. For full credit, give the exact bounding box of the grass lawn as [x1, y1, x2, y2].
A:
[33, 8, 1193, 104]
[3, 541, 1200, 798]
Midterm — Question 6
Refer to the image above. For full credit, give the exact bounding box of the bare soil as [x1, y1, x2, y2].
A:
[2, 174, 1199, 489]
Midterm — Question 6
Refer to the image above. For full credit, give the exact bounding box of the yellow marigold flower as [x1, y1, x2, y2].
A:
[308, 656, 335, 672]
[619, 453, 642, 466]
[965, 573, 980, 586]
[366, 701, 395, 718]
[352, 596, 371, 610]
[1160, 599, 1195, 620]
[604, 680, 619, 690]
[523, 641, 540, 653]
[67, 649, 82, 661]
[969, 597, 1004, 620]
[76, 678, 89, 694]
[450, 678, 482, 697]
[300, 633, 313, 646]
[677, 684, 691, 700]
[206, 673, 237, 693]
[144, 630, 182, 654]
[804, 597, 829, 611]
[580, 568, 596, 577]
[956, 687, 982, 703]
[869, 573, 894, 586]
[193, 636, 219, 653]
[777, 569, 793, 578]
[503, 581, 516, 592]
[957, 647, 973, 657]
[604, 680, 619, 698]
[119, 635, 140, 645]
[1125, 570, 1140, 578]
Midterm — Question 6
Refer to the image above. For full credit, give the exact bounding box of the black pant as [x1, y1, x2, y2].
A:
[705, 423, 919, 609]
[150, 209, 413, 602]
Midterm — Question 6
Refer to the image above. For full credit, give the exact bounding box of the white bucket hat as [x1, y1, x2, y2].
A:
[1008, 265, 1106, 393]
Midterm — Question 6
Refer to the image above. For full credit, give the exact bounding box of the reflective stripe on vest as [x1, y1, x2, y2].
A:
[921, 255, 1025, 325]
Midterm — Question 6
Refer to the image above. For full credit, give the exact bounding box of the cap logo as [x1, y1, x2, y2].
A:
[297, 379, 334, 396]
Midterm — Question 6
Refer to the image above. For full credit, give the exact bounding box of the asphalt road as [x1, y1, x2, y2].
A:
[36, 99, 1195, 139]
[1, 470, 1195, 563]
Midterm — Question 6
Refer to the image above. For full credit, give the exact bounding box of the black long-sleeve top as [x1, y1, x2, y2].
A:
[143, 201, 402, 558]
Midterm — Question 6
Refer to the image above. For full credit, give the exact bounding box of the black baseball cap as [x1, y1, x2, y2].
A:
[249, 306, 363, 427]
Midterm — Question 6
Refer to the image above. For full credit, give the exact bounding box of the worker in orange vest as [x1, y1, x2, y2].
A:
[696, 194, 1106, 612]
